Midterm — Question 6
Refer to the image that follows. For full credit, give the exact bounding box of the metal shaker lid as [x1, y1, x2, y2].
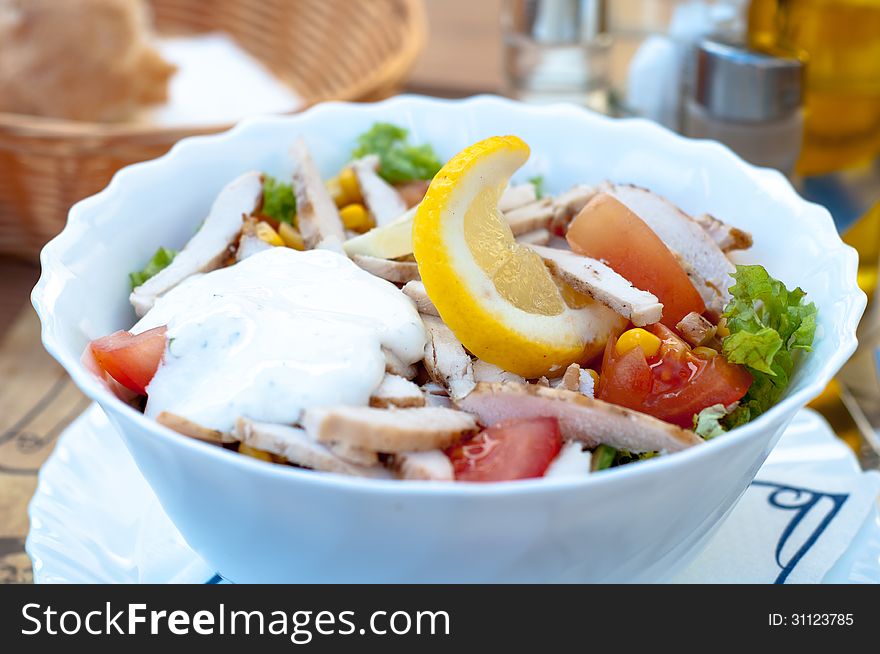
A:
[692, 40, 803, 122]
[504, 0, 606, 44]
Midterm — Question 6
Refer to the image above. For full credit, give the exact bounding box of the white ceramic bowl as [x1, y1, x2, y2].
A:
[33, 95, 865, 582]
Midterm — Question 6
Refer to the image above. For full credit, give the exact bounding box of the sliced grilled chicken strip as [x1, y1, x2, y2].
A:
[302, 406, 478, 453]
[472, 360, 526, 384]
[235, 234, 273, 261]
[383, 347, 417, 380]
[235, 418, 387, 477]
[290, 138, 345, 250]
[499, 183, 538, 212]
[529, 244, 664, 326]
[550, 184, 597, 234]
[130, 171, 263, 316]
[352, 155, 407, 226]
[457, 383, 702, 453]
[676, 311, 717, 347]
[422, 315, 476, 400]
[235, 216, 274, 262]
[401, 280, 439, 316]
[424, 394, 454, 408]
[325, 440, 380, 467]
[421, 381, 448, 395]
[390, 450, 455, 481]
[694, 213, 753, 253]
[370, 373, 426, 408]
[352, 254, 420, 284]
[544, 441, 592, 479]
[604, 183, 734, 314]
[561, 363, 581, 392]
[421, 382, 454, 408]
[577, 368, 596, 397]
[504, 198, 554, 235]
[515, 228, 551, 246]
[157, 411, 236, 444]
[396, 180, 431, 208]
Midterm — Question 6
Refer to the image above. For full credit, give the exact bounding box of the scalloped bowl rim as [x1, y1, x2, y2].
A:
[31, 94, 866, 497]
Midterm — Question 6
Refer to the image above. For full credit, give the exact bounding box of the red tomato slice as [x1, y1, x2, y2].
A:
[566, 193, 706, 327]
[596, 339, 652, 410]
[89, 326, 168, 395]
[446, 417, 562, 482]
[598, 325, 752, 428]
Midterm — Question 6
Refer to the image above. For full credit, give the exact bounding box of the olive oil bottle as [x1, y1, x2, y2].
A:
[844, 200, 880, 300]
[749, 0, 880, 175]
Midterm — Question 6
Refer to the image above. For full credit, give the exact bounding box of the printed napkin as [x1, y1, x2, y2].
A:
[674, 410, 880, 584]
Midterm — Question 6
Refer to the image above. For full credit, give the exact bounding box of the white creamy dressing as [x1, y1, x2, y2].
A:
[134, 247, 426, 432]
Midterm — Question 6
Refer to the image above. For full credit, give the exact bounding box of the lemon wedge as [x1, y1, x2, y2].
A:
[343, 207, 416, 260]
[412, 136, 625, 378]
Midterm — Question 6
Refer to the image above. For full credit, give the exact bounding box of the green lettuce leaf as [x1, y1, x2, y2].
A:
[352, 123, 443, 184]
[130, 247, 177, 289]
[262, 175, 296, 224]
[528, 175, 545, 199]
[612, 449, 657, 466]
[591, 444, 657, 470]
[721, 264, 817, 425]
[693, 404, 730, 439]
[591, 444, 616, 471]
[721, 328, 782, 375]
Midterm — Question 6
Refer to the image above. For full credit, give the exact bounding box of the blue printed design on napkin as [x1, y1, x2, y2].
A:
[751, 480, 849, 584]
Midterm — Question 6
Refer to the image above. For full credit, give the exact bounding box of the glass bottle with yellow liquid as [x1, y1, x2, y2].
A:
[749, 0, 880, 175]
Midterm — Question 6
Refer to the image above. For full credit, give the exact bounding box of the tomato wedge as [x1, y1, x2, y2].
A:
[566, 193, 706, 327]
[89, 326, 168, 395]
[597, 325, 752, 428]
[446, 417, 562, 482]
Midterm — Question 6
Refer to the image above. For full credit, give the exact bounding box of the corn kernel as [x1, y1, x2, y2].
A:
[326, 176, 345, 206]
[339, 203, 375, 233]
[255, 221, 284, 246]
[615, 328, 661, 358]
[278, 221, 305, 250]
[239, 443, 273, 462]
[692, 346, 718, 359]
[338, 167, 362, 206]
[716, 320, 730, 338]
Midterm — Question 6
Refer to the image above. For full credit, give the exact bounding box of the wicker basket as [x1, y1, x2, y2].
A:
[0, 0, 426, 260]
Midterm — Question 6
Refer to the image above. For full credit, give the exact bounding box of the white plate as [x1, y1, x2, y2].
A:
[27, 405, 879, 584]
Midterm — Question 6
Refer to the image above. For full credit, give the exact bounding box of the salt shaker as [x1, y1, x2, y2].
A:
[502, 0, 611, 111]
[684, 40, 804, 174]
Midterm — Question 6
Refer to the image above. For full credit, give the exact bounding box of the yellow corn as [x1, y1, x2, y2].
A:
[278, 221, 305, 250]
[338, 167, 363, 206]
[339, 203, 375, 233]
[255, 221, 284, 246]
[716, 320, 730, 338]
[239, 443, 273, 463]
[615, 328, 661, 358]
[692, 346, 718, 359]
[326, 176, 345, 206]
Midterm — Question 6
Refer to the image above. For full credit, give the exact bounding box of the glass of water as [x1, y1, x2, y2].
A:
[502, 0, 612, 112]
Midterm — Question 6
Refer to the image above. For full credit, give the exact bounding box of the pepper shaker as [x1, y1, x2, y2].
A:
[684, 40, 804, 174]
